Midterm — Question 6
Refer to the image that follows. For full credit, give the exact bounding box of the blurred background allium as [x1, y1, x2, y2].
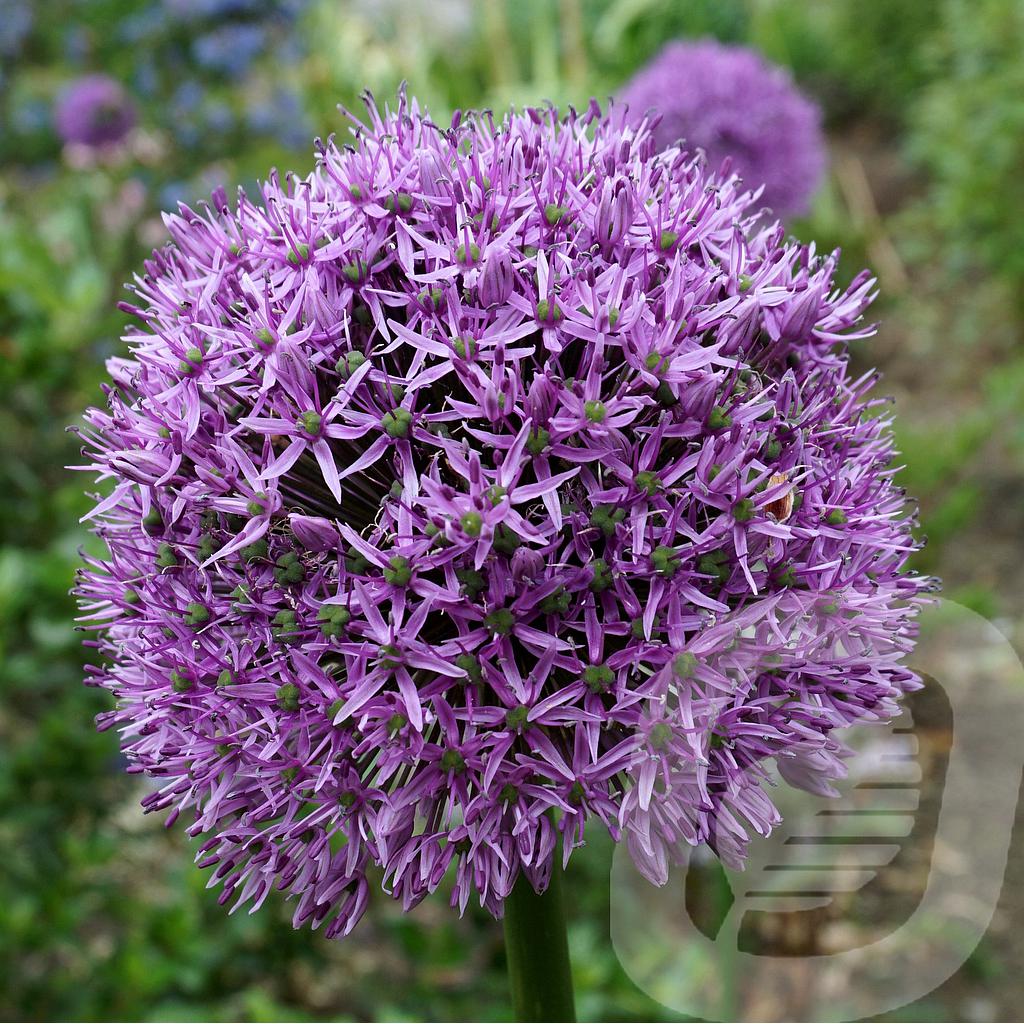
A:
[618, 38, 826, 216]
[2, 1, 1024, 1021]
[55, 74, 137, 148]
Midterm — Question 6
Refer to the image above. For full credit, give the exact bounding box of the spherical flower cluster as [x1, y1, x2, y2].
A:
[76, 92, 925, 938]
[619, 39, 827, 217]
[55, 74, 137, 149]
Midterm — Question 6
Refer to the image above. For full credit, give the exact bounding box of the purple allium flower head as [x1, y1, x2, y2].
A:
[55, 74, 137, 148]
[619, 39, 827, 217]
[75, 90, 927, 937]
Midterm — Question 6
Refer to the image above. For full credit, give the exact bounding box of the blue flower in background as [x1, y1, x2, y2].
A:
[117, 5, 169, 46]
[245, 87, 310, 148]
[0, 0, 33, 59]
[105, 0, 313, 152]
[165, 0, 262, 17]
[171, 79, 205, 115]
[204, 98, 236, 134]
[12, 96, 50, 133]
[192, 22, 267, 77]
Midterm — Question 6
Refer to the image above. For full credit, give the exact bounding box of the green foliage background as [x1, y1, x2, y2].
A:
[2, 0, 1023, 1019]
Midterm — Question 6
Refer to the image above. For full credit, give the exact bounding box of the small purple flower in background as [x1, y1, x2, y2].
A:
[619, 38, 827, 217]
[75, 91, 925, 938]
[55, 74, 137, 148]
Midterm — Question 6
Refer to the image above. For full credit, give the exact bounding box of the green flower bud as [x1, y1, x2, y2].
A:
[318, 605, 350, 638]
[526, 426, 550, 456]
[440, 749, 466, 774]
[655, 381, 677, 407]
[246, 493, 268, 517]
[484, 608, 515, 635]
[297, 410, 322, 437]
[274, 551, 305, 585]
[535, 298, 562, 323]
[505, 704, 530, 730]
[544, 203, 567, 226]
[673, 652, 698, 680]
[242, 538, 269, 563]
[589, 558, 612, 593]
[143, 507, 163, 534]
[418, 286, 444, 308]
[381, 408, 413, 438]
[453, 335, 477, 360]
[733, 498, 756, 522]
[583, 664, 614, 693]
[698, 549, 731, 582]
[590, 504, 626, 537]
[708, 406, 732, 430]
[460, 511, 482, 537]
[384, 555, 412, 587]
[336, 350, 368, 382]
[635, 471, 660, 496]
[184, 602, 210, 627]
[456, 241, 481, 264]
[156, 543, 178, 568]
[457, 568, 486, 598]
[179, 346, 204, 374]
[275, 683, 300, 712]
[492, 524, 520, 556]
[455, 653, 484, 685]
[378, 643, 401, 670]
[342, 259, 365, 284]
[539, 586, 571, 616]
[384, 192, 414, 215]
[652, 545, 680, 578]
[630, 615, 652, 640]
[649, 722, 673, 750]
[773, 561, 797, 588]
[170, 669, 193, 693]
[272, 609, 301, 643]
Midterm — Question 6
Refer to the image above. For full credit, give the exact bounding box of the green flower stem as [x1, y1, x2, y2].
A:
[502, 858, 576, 1022]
